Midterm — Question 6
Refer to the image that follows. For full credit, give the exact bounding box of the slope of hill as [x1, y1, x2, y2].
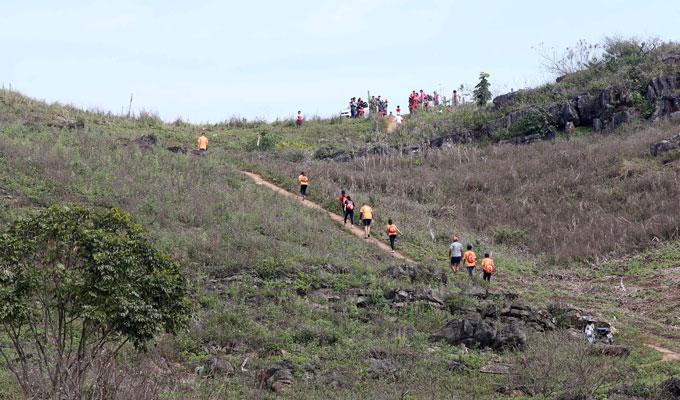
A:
[1, 38, 680, 399]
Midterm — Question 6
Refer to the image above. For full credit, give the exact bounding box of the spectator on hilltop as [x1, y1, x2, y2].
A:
[357, 98, 367, 117]
[433, 91, 440, 107]
[452, 90, 460, 106]
[396, 105, 401, 116]
[296, 111, 302, 128]
[350, 98, 357, 118]
[369, 96, 378, 115]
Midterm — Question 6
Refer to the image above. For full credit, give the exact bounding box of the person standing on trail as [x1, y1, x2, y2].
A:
[339, 190, 348, 214]
[298, 172, 309, 200]
[344, 196, 355, 225]
[452, 90, 460, 106]
[296, 111, 303, 128]
[386, 219, 402, 253]
[359, 203, 373, 238]
[396, 105, 401, 116]
[197, 131, 209, 156]
[463, 244, 477, 278]
[448, 235, 463, 274]
[481, 253, 495, 282]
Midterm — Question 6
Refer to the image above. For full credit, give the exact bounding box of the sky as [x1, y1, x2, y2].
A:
[1, 0, 679, 122]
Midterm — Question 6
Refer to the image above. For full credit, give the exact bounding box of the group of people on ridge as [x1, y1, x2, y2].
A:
[348, 97, 369, 118]
[408, 89, 461, 114]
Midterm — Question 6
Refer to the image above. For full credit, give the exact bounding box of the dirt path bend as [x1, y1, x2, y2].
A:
[242, 171, 415, 263]
[645, 343, 680, 362]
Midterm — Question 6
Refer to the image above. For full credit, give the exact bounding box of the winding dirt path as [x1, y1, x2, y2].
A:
[645, 343, 680, 362]
[242, 171, 415, 263]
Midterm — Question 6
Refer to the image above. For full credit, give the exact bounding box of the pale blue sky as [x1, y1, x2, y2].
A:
[1, 0, 679, 122]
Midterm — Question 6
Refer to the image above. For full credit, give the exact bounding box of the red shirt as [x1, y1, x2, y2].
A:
[339, 194, 347, 205]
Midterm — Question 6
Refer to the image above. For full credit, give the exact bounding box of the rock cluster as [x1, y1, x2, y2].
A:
[650, 133, 680, 157]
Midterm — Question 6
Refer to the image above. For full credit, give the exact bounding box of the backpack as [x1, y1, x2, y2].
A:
[345, 201, 354, 211]
[483, 261, 495, 273]
[465, 253, 475, 264]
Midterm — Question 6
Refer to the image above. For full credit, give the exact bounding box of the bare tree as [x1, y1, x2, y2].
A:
[534, 39, 602, 77]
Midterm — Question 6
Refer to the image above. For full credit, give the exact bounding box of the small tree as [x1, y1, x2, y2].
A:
[473, 72, 492, 107]
[0, 205, 190, 398]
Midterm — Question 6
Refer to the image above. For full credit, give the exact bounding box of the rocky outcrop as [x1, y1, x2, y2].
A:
[546, 303, 613, 331]
[650, 133, 680, 157]
[131, 134, 158, 150]
[259, 364, 294, 393]
[384, 287, 447, 309]
[383, 264, 448, 284]
[430, 313, 499, 349]
[167, 145, 188, 154]
[367, 358, 398, 379]
[501, 301, 556, 332]
[430, 312, 527, 351]
[590, 344, 630, 357]
[660, 377, 680, 399]
[196, 356, 234, 377]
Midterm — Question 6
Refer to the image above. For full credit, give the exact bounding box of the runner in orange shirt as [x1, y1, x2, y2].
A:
[197, 132, 209, 156]
[481, 253, 495, 282]
[462, 244, 477, 279]
[385, 219, 402, 253]
[298, 172, 309, 201]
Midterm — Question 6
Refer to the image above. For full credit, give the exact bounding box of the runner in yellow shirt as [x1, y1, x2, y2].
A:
[359, 203, 373, 238]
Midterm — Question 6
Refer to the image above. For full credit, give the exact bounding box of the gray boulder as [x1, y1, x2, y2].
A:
[593, 118, 603, 132]
[367, 358, 398, 379]
[650, 133, 680, 157]
[495, 321, 528, 351]
[430, 314, 497, 349]
[562, 101, 580, 127]
[493, 90, 526, 109]
[576, 95, 595, 125]
[646, 75, 679, 101]
[611, 109, 635, 129]
[260, 366, 294, 392]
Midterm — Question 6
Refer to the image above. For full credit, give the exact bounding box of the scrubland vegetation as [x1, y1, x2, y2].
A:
[1, 37, 680, 399]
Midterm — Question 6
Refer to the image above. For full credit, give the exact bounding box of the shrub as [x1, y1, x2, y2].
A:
[493, 227, 528, 246]
[510, 330, 626, 399]
[0, 205, 190, 398]
[508, 108, 555, 138]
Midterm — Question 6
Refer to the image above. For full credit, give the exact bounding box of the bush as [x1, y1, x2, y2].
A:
[493, 227, 528, 246]
[247, 129, 278, 151]
[507, 108, 555, 138]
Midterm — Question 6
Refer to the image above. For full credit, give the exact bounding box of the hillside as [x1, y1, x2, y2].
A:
[1, 38, 680, 399]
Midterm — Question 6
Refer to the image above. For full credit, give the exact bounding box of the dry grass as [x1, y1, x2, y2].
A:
[243, 121, 680, 261]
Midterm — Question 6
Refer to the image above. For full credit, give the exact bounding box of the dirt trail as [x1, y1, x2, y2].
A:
[242, 171, 415, 263]
[645, 343, 680, 362]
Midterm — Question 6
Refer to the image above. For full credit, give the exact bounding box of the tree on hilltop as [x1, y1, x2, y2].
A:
[474, 72, 492, 107]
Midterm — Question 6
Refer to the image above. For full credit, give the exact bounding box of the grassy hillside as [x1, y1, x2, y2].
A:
[1, 38, 680, 399]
